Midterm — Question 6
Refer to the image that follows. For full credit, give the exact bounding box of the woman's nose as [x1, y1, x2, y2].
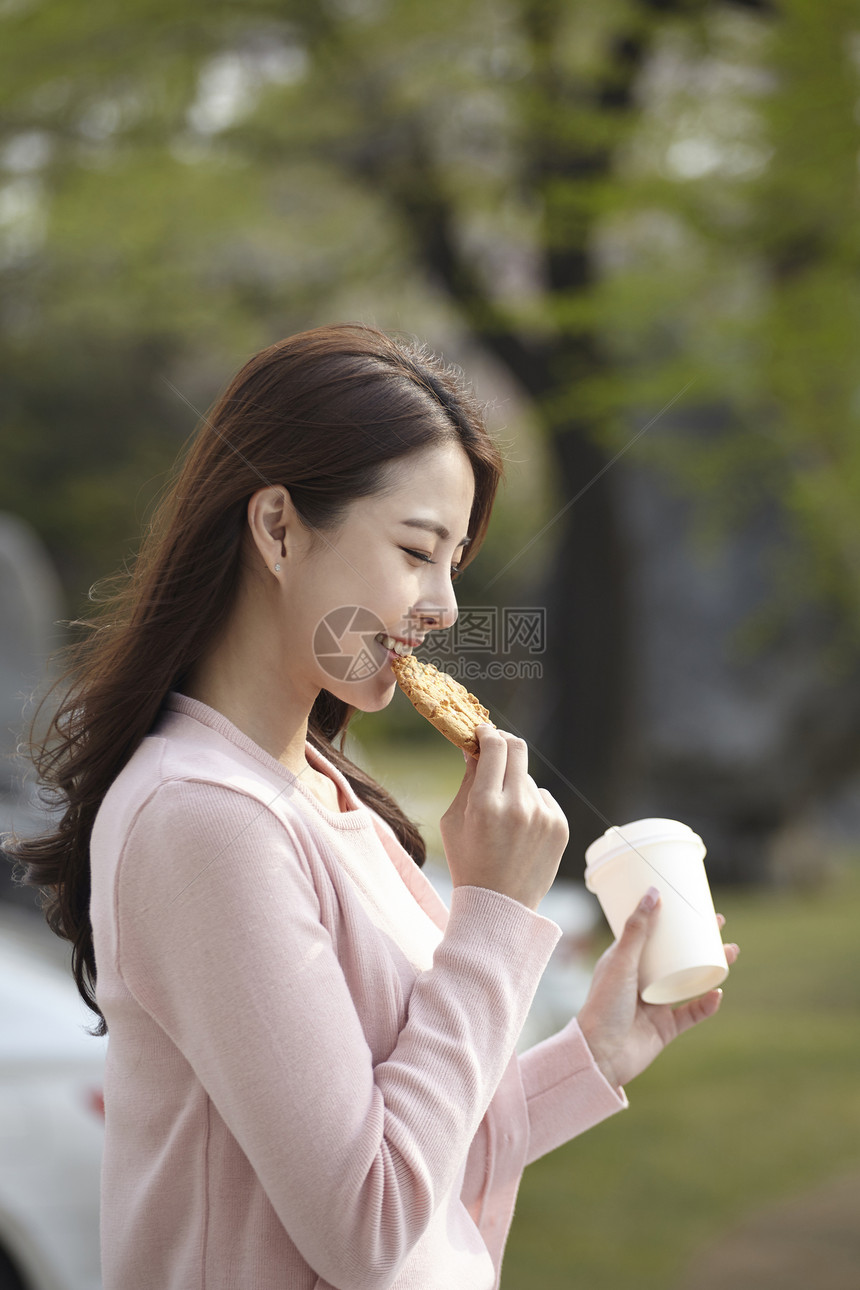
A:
[412, 584, 459, 634]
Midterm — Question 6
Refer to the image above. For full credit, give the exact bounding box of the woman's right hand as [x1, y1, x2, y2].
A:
[439, 726, 569, 912]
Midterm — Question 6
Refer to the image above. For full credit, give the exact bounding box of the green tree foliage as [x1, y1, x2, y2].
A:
[1, 0, 858, 863]
[597, 1, 860, 651]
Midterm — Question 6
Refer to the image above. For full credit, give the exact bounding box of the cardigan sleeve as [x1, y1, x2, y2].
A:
[518, 1020, 628, 1165]
[457, 1025, 626, 1277]
[111, 777, 561, 1290]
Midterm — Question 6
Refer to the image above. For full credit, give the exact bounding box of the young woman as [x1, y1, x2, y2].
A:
[10, 323, 737, 1290]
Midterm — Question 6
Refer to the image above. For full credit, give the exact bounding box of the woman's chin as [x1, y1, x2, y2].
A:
[329, 674, 398, 714]
[359, 681, 399, 714]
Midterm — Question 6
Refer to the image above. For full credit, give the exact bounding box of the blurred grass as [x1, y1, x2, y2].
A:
[503, 859, 860, 1289]
[350, 731, 860, 1288]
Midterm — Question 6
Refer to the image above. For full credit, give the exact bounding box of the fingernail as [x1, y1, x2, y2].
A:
[641, 886, 659, 910]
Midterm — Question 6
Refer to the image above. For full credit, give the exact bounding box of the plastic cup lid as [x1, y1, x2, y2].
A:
[584, 817, 704, 877]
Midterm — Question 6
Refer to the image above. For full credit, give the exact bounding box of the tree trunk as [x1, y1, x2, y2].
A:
[530, 422, 633, 875]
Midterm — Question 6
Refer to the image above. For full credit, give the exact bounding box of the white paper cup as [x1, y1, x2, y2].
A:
[584, 818, 729, 1005]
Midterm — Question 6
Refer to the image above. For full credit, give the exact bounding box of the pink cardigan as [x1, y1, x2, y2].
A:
[89, 694, 625, 1289]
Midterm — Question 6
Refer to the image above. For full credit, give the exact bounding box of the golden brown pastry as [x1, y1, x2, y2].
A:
[390, 654, 494, 758]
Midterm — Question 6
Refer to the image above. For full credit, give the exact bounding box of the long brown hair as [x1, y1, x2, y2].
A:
[7, 323, 503, 1032]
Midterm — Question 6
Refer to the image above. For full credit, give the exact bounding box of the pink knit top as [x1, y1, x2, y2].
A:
[89, 694, 625, 1289]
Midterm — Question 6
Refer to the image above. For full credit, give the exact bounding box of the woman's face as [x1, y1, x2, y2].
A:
[284, 440, 476, 713]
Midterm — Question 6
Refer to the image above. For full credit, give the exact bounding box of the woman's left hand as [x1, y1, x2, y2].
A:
[576, 888, 740, 1091]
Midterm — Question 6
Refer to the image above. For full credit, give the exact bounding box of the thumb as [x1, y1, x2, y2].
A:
[617, 887, 661, 958]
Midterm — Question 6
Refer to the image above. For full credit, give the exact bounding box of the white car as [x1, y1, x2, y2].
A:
[0, 905, 106, 1290]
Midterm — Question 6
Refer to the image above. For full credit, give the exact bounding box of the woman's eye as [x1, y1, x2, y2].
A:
[401, 547, 462, 580]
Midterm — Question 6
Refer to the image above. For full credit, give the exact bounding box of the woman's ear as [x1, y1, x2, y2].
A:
[246, 487, 303, 574]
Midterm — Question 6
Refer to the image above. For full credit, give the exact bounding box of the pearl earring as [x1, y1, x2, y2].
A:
[274, 562, 281, 572]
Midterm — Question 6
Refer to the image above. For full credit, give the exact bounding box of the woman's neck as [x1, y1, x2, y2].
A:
[181, 638, 315, 779]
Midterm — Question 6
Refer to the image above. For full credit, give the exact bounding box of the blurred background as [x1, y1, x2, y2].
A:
[0, 1, 859, 1287]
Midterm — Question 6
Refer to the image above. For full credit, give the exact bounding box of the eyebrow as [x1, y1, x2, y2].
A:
[399, 518, 471, 546]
